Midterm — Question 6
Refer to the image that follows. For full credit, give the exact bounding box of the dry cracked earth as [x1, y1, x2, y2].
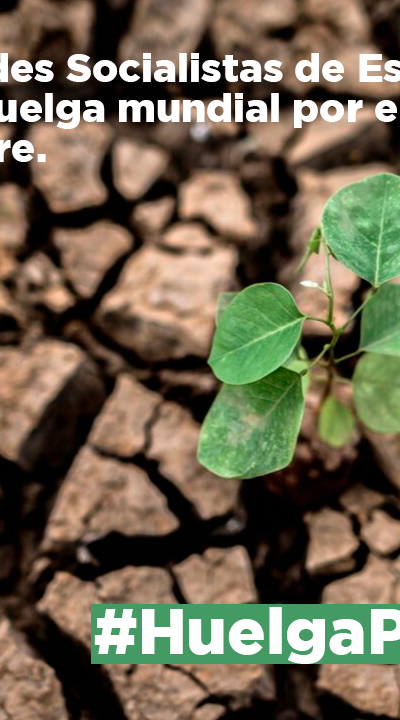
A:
[3, 0, 400, 719]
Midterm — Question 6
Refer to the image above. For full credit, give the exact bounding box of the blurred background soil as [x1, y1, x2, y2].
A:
[2, 1, 400, 719]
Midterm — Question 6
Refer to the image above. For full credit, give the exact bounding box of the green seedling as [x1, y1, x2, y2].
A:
[198, 172, 400, 479]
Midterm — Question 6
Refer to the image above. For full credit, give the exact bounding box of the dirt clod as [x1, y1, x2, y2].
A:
[0, 340, 104, 471]
[305, 508, 359, 574]
[96, 244, 237, 361]
[42, 446, 179, 549]
[0, 616, 69, 720]
[174, 546, 257, 604]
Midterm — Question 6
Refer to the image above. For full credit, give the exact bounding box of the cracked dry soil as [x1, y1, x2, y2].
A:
[3, 0, 400, 719]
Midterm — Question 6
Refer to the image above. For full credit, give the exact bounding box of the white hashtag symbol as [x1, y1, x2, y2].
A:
[95, 609, 136, 654]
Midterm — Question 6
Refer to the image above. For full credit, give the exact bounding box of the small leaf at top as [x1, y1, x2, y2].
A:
[198, 367, 305, 479]
[309, 227, 322, 255]
[209, 283, 306, 385]
[318, 396, 355, 448]
[353, 353, 400, 433]
[360, 284, 400, 356]
[295, 227, 321, 274]
[215, 292, 238, 326]
[322, 173, 400, 286]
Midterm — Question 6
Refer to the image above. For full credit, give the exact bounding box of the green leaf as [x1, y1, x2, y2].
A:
[322, 173, 400, 287]
[198, 367, 305, 479]
[216, 292, 238, 326]
[360, 284, 400, 356]
[318, 396, 355, 448]
[353, 353, 400, 433]
[309, 227, 322, 255]
[209, 283, 306, 385]
[295, 226, 321, 273]
[284, 346, 310, 392]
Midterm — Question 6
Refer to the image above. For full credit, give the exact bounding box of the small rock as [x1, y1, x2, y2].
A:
[0, 285, 25, 342]
[148, 401, 240, 521]
[286, 106, 390, 169]
[0, 616, 69, 720]
[118, 0, 212, 68]
[364, 430, 400, 491]
[317, 664, 400, 718]
[42, 445, 178, 548]
[339, 484, 385, 518]
[62, 320, 127, 377]
[392, 563, 400, 604]
[38, 570, 252, 720]
[89, 374, 161, 458]
[174, 547, 257, 604]
[38, 571, 96, 647]
[286, 19, 391, 100]
[53, 221, 133, 299]
[322, 555, 396, 604]
[27, 556, 52, 586]
[247, 109, 296, 158]
[211, 0, 298, 68]
[303, 0, 371, 44]
[0, 249, 18, 283]
[360, 509, 400, 555]
[160, 223, 216, 253]
[29, 123, 113, 213]
[132, 197, 175, 240]
[305, 508, 359, 574]
[191, 707, 226, 720]
[366, 0, 400, 28]
[96, 244, 237, 361]
[97, 565, 177, 605]
[38, 569, 176, 649]
[176, 664, 276, 707]
[19, 0, 94, 63]
[157, 369, 217, 400]
[194, 110, 239, 140]
[0, 2, 93, 83]
[334, 45, 393, 99]
[0, 184, 27, 253]
[0, 8, 27, 66]
[16, 252, 75, 314]
[113, 139, 169, 201]
[179, 171, 257, 242]
[0, 124, 16, 145]
[0, 341, 104, 470]
[113, 665, 220, 720]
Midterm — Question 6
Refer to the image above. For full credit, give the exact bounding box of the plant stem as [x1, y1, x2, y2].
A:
[334, 349, 362, 365]
[333, 289, 378, 365]
[302, 344, 331, 374]
[301, 239, 374, 380]
[338, 288, 377, 333]
[323, 240, 335, 328]
[306, 315, 333, 328]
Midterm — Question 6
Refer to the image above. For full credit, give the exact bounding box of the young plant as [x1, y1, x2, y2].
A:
[198, 173, 400, 479]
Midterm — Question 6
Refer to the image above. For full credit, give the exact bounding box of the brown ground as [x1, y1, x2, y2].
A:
[2, 1, 400, 719]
